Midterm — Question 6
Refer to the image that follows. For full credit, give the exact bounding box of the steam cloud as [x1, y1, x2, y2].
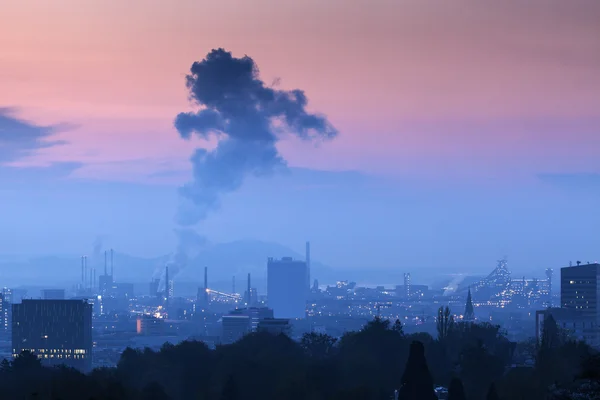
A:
[174, 48, 338, 225]
[165, 48, 337, 287]
[157, 228, 207, 292]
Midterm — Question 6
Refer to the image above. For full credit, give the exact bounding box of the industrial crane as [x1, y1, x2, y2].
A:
[206, 288, 242, 301]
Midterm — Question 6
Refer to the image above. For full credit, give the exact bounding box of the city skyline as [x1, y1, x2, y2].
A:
[2, 3, 600, 398]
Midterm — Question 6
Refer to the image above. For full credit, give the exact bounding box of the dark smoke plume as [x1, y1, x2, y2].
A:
[174, 48, 338, 225]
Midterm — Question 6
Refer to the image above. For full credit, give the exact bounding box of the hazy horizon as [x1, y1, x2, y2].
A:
[2, 0, 600, 279]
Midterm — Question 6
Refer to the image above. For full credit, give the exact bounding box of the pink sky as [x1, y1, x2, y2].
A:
[1, 0, 599, 183]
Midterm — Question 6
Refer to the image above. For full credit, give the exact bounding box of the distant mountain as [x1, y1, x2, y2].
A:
[0, 240, 454, 292]
[177, 239, 331, 282]
[0, 252, 168, 287]
[0, 240, 331, 289]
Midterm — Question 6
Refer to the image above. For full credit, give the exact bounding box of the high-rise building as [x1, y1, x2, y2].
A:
[12, 299, 93, 371]
[0, 294, 9, 333]
[403, 273, 411, 298]
[2, 288, 13, 304]
[546, 268, 554, 307]
[267, 257, 308, 319]
[560, 263, 600, 346]
[561, 263, 600, 316]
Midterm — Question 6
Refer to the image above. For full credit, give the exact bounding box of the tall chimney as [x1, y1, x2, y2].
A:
[104, 250, 107, 275]
[81, 256, 84, 284]
[247, 273, 251, 305]
[165, 265, 169, 306]
[110, 248, 114, 278]
[204, 267, 208, 304]
[84, 256, 88, 290]
[306, 241, 311, 290]
[232, 276, 235, 295]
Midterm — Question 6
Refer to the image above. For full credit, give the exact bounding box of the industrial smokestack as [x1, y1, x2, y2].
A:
[165, 265, 169, 307]
[110, 248, 114, 278]
[84, 256, 88, 290]
[204, 266, 208, 304]
[247, 273, 251, 305]
[204, 267, 208, 290]
[104, 250, 107, 275]
[232, 276, 235, 295]
[81, 256, 84, 284]
[306, 241, 311, 290]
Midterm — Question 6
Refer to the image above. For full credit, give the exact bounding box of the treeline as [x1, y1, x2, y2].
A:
[1, 309, 598, 400]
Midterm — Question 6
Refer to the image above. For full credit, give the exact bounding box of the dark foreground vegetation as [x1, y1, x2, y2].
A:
[1, 310, 598, 400]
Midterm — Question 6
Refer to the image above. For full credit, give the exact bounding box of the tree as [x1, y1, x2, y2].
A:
[392, 319, 405, 335]
[139, 381, 170, 400]
[540, 315, 560, 351]
[11, 350, 42, 372]
[337, 317, 408, 395]
[398, 341, 437, 400]
[448, 378, 467, 400]
[459, 341, 504, 400]
[0, 358, 11, 373]
[486, 383, 500, 400]
[300, 332, 337, 359]
[220, 375, 238, 400]
[536, 315, 593, 389]
[437, 306, 454, 342]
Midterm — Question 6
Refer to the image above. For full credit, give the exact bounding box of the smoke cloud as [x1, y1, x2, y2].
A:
[166, 48, 337, 286]
[158, 228, 207, 291]
[92, 235, 105, 273]
[174, 48, 338, 226]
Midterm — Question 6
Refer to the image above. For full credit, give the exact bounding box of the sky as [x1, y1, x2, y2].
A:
[1, 0, 600, 276]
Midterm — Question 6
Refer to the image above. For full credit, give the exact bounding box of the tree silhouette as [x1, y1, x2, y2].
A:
[448, 378, 467, 400]
[140, 381, 170, 400]
[300, 332, 337, 359]
[486, 383, 500, 400]
[540, 314, 560, 350]
[0, 317, 592, 400]
[221, 375, 238, 400]
[437, 306, 454, 342]
[12, 350, 42, 371]
[398, 341, 437, 400]
[392, 319, 405, 335]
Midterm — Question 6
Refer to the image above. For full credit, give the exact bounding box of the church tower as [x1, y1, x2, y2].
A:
[464, 288, 475, 322]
